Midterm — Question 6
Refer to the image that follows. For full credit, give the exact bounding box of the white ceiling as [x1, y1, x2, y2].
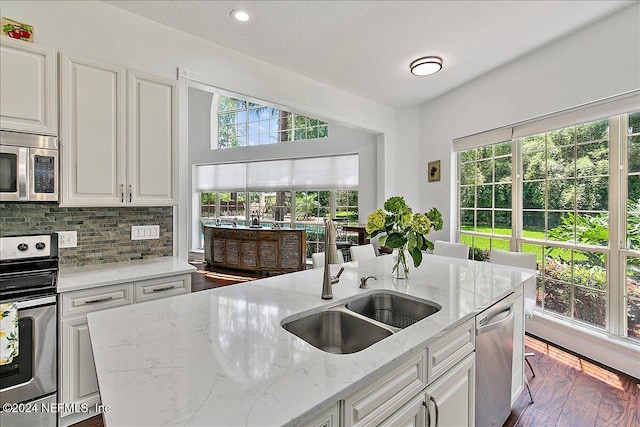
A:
[104, 0, 633, 108]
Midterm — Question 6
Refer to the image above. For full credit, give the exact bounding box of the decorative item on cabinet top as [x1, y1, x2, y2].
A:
[2, 17, 33, 42]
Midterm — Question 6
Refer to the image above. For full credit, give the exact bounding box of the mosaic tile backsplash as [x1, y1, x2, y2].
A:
[0, 203, 173, 267]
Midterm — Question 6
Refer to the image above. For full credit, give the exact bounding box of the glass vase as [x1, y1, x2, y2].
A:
[392, 247, 409, 279]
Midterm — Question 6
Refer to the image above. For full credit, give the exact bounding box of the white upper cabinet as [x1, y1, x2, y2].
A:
[0, 38, 57, 135]
[60, 54, 177, 207]
[127, 70, 177, 206]
[60, 54, 126, 206]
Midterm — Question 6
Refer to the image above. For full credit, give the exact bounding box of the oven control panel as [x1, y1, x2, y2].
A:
[0, 235, 52, 260]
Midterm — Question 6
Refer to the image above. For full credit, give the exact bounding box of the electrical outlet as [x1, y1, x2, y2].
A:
[131, 225, 160, 240]
[58, 231, 77, 248]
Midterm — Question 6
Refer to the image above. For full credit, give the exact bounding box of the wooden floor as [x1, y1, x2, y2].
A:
[73, 266, 639, 427]
[505, 335, 639, 427]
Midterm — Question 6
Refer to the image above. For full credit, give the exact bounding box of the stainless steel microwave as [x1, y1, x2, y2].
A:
[0, 131, 58, 202]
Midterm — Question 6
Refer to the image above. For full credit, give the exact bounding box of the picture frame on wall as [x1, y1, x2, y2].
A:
[428, 160, 441, 182]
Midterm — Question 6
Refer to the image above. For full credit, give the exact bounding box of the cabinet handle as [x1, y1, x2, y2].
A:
[430, 395, 439, 427]
[84, 296, 114, 304]
[151, 285, 175, 292]
[121, 184, 124, 203]
[424, 401, 430, 427]
[129, 184, 132, 203]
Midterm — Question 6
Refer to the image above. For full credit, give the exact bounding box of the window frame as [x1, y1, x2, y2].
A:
[456, 112, 638, 343]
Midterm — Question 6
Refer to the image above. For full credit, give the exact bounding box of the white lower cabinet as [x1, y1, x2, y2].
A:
[342, 352, 426, 427]
[305, 404, 340, 427]
[59, 274, 190, 426]
[424, 353, 475, 427]
[341, 319, 476, 427]
[379, 393, 426, 427]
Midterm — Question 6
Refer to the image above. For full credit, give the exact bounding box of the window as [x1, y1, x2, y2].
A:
[198, 190, 358, 258]
[457, 110, 640, 343]
[458, 141, 512, 260]
[216, 95, 328, 148]
[625, 112, 640, 340]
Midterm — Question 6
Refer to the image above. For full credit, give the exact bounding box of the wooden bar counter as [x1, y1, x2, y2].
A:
[203, 225, 306, 274]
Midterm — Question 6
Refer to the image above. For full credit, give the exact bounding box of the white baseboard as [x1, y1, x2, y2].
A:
[527, 313, 640, 379]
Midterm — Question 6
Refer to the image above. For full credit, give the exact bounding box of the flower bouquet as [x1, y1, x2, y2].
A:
[366, 196, 443, 278]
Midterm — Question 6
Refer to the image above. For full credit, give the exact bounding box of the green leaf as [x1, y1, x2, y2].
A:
[378, 234, 387, 247]
[415, 233, 424, 249]
[407, 231, 417, 251]
[385, 232, 407, 248]
[423, 239, 435, 251]
[410, 246, 423, 267]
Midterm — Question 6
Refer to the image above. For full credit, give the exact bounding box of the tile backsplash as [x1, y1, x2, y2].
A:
[0, 203, 173, 267]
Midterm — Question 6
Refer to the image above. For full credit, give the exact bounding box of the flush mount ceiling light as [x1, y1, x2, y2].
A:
[230, 9, 250, 22]
[409, 56, 443, 76]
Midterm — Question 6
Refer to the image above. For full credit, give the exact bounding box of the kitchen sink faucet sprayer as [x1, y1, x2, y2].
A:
[322, 218, 343, 299]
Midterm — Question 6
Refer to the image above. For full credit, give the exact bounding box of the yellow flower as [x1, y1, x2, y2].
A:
[411, 213, 432, 234]
[366, 208, 386, 234]
[0, 330, 5, 337]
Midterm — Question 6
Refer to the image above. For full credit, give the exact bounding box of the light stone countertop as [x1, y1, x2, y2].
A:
[86, 254, 534, 427]
[57, 257, 196, 293]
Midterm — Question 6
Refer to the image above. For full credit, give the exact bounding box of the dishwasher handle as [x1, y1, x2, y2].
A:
[476, 304, 514, 335]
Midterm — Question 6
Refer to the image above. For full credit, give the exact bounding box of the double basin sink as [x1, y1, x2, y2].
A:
[282, 290, 441, 354]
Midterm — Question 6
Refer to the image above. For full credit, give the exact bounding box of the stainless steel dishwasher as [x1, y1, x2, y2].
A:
[475, 293, 516, 427]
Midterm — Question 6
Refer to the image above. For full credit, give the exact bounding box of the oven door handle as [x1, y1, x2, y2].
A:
[14, 295, 57, 309]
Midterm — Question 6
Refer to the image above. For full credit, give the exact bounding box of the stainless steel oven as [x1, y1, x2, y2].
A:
[0, 234, 58, 427]
[0, 131, 58, 202]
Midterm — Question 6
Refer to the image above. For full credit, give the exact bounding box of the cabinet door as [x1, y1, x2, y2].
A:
[226, 239, 241, 267]
[380, 393, 427, 427]
[60, 316, 100, 416]
[240, 240, 258, 270]
[425, 353, 475, 427]
[0, 38, 57, 135]
[258, 239, 278, 270]
[60, 54, 126, 206]
[127, 70, 177, 206]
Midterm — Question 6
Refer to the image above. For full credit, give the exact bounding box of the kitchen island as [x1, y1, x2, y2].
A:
[86, 254, 534, 426]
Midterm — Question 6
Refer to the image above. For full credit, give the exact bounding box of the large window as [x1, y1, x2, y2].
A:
[199, 190, 357, 258]
[459, 141, 512, 259]
[216, 95, 328, 148]
[457, 110, 640, 343]
[625, 112, 640, 340]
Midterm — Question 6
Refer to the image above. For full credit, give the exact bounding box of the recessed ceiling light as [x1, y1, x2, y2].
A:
[409, 56, 443, 76]
[231, 9, 250, 22]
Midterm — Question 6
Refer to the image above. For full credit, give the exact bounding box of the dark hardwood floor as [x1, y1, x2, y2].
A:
[505, 335, 639, 427]
[73, 266, 639, 427]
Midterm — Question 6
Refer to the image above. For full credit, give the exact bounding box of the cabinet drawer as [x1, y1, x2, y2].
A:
[342, 352, 426, 427]
[61, 283, 133, 317]
[134, 274, 191, 303]
[426, 319, 474, 384]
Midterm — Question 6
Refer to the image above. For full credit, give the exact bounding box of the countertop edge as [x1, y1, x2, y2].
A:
[57, 257, 196, 293]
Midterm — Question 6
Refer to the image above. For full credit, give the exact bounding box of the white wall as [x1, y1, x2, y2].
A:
[417, 3, 640, 240]
[187, 87, 378, 250]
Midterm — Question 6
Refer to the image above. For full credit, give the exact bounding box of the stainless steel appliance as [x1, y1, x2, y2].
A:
[475, 293, 515, 427]
[0, 131, 58, 202]
[0, 234, 58, 427]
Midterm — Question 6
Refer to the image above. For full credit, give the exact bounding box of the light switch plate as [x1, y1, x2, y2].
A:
[58, 231, 77, 248]
[131, 225, 160, 240]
